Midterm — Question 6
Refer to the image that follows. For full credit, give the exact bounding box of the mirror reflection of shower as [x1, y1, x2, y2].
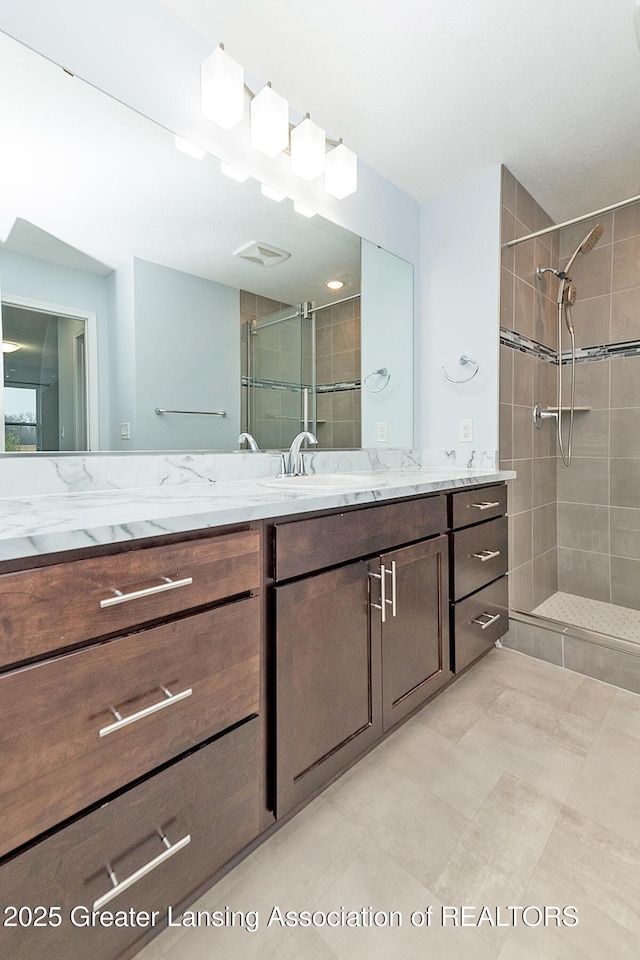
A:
[535, 223, 605, 466]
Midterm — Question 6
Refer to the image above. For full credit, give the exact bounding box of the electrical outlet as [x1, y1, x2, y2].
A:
[120, 422, 131, 440]
[377, 421, 388, 442]
[459, 418, 473, 442]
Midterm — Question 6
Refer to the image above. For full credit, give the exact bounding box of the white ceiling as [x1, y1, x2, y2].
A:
[162, 0, 640, 223]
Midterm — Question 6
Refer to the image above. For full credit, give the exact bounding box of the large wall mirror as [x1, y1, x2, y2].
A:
[0, 30, 413, 455]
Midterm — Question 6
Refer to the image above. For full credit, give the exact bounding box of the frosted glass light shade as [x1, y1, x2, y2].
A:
[251, 85, 289, 157]
[220, 162, 250, 183]
[293, 202, 316, 218]
[174, 136, 206, 160]
[325, 143, 358, 199]
[290, 117, 326, 181]
[201, 46, 244, 130]
[261, 183, 285, 202]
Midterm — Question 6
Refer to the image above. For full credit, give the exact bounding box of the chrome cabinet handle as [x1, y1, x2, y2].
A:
[369, 564, 393, 623]
[472, 549, 501, 562]
[99, 685, 193, 737]
[471, 501, 500, 510]
[93, 830, 191, 910]
[384, 561, 397, 617]
[100, 576, 193, 608]
[472, 612, 502, 630]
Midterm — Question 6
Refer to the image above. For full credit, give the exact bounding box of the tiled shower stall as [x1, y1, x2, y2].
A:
[500, 165, 640, 685]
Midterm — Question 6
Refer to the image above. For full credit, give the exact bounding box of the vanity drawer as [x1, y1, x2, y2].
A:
[450, 485, 507, 530]
[0, 597, 260, 857]
[0, 528, 261, 668]
[0, 716, 262, 960]
[275, 495, 447, 581]
[452, 576, 508, 673]
[452, 516, 508, 600]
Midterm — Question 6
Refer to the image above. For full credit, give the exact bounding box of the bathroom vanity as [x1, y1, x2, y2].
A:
[0, 465, 509, 960]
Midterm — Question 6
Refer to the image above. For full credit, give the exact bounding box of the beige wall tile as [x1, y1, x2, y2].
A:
[611, 357, 640, 408]
[559, 213, 613, 261]
[510, 510, 533, 568]
[611, 286, 640, 342]
[508, 459, 533, 513]
[532, 503, 557, 557]
[613, 236, 640, 293]
[613, 202, 640, 242]
[568, 408, 609, 458]
[512, 405, 533, 459]
[499, 402, 513, 461]
[567, 243, 613, 300]
[501, 165, 517, 215]
[610, 506, 640, 560]
[513, 350, 535, 406]
[611, 556, 640, 610]
[532, 456, 556, 506]
[557, 456, 609, 504]
[611, 458, 640, 508]
[516, 185, 539, 233]
[514, 276, 535, 339]
[557, 502, 610, 553]
[532, 548, 558, 607]
[557, 547, 610, 602]
[571, 358, 610, 409]
[499, 344, 514, 403]
[611, 408, 640, 458]
[567, 293, 611, 348]
[509, 559, 533, 612]
[502, 619, 564, 666]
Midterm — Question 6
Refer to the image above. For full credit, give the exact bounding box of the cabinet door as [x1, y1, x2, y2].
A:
[275, 560, 382, 817]
[380, 535, 451, 731]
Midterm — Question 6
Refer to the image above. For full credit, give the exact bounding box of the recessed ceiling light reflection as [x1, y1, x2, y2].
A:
[326, 280, 344, 290]
[2, 341, 21, 353]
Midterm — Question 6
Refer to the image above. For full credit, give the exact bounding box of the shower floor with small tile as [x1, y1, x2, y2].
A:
[532, 591, 640, 644]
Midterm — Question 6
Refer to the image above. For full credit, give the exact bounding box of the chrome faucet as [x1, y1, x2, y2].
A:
[237, 432, 259, 451]
[286, 431, 318, 476]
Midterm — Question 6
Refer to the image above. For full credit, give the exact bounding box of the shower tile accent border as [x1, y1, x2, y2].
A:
[500, 326, 640, 366]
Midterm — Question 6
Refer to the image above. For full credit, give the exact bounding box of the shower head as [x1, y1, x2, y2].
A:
[563, 223, 605, 276]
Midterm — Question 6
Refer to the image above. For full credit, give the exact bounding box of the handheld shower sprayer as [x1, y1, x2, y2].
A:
[535, 223, 604, 466]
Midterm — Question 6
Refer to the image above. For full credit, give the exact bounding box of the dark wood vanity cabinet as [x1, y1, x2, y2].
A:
[272, 495, 451, 818]
[448, 484, 509, 673]
[0, 525, 266, 960]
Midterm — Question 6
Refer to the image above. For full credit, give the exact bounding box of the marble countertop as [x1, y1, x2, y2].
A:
[0, 466, 514, 562]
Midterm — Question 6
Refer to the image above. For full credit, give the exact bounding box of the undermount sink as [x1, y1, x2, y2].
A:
[258, 473, 388, 492]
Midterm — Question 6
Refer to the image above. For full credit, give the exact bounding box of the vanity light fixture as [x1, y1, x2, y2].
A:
[251, 83, 289, 157]
[260, 183, 286, 202]
[201, 44, 244, 130]
[199, 48, 358, 197]
[220, 161, 250, 183]
[325, 140, 358, 199]
[2, 341, 20, 353]
[174, 136, 206, 160]
[293, 202, 317, 218]
[290, 114, 326, 181]
[326, 280, 344, 290]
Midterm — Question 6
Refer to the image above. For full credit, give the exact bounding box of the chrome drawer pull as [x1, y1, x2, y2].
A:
[472, 549, 501, 562]
[369, 565, 392, 623]
[93, 830, 191, 910]
[471, 501, 500, 510]
[99, 576, 193, 609]
[99, 685, 193, 737]
[472, 612, 502, 630]
[384, 561, 397, 617]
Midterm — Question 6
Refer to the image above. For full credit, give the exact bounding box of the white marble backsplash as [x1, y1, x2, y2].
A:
[0, 448, 497, 499]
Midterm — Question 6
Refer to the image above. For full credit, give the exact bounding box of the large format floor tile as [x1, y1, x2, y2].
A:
[133, 649, 640, 960]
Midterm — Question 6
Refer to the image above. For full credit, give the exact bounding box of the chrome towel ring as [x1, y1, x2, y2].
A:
[363, 367, 391, 393]
[441, 355, 479, 384]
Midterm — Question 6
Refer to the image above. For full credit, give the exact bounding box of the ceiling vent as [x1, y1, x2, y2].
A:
[233, 241, 291, 267]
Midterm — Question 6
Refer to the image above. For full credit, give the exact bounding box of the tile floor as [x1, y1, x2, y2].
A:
[533, 591, 640, 643]
[134, 648, 640, 960]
